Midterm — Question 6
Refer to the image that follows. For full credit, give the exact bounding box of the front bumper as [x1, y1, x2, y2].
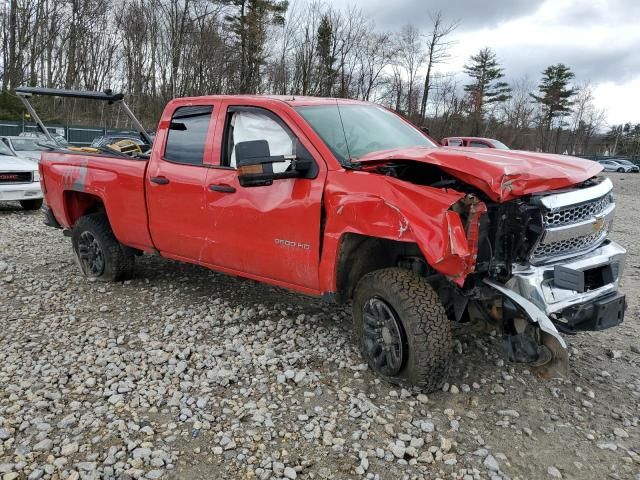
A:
[0, 182, 43, 201]
[483, 240, 626, 372]
[506, 240, 625, 317]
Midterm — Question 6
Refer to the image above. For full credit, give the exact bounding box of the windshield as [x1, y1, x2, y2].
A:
[615, 159, 634, 166]
[295, 104, 437, 163]
[491, 139, 510, 150]
[10, 138, 49, 151]
[0, 141, 15, 156]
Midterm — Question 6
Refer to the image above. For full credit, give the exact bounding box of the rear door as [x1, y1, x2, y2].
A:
[200, 101, 327, 291]
[146, 101, 219, 260]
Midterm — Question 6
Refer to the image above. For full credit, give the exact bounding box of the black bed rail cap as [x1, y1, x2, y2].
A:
[15, 86, 125, 102]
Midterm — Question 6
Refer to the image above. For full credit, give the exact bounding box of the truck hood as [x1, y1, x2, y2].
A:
[0, 155, 38, 172]
[357, 146, 603, 202]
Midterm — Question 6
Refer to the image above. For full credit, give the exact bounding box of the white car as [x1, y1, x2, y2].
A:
[1, 136, 55, 161]
[598, 159, 639, 173]
[0, 141, 43, 210]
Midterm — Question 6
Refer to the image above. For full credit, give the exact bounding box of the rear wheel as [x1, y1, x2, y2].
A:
[72, 213, 134, 282]
[617, 167, 625, 172]
[19, 199, 43, 210]
[353, 268, 452, 392]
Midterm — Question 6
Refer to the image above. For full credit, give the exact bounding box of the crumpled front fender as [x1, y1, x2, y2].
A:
[319, 172, 486, 290]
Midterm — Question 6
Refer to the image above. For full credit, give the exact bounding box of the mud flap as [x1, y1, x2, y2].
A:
[483, 279, 569, 378]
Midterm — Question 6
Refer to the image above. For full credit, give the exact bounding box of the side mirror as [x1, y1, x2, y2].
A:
[236, 140, 279, 187]
[236, 140, 312, 187]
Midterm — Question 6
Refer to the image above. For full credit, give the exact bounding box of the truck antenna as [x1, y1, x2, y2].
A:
[335, 99, 353, 166]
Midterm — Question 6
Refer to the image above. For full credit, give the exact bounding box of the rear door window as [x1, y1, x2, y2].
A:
[447, 138, 463, 147]
[164, 106, 213, 165]
[469, 141, 490, 148]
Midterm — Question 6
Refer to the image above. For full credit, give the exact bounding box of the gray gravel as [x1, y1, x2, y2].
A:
[1, 173, 639, 479]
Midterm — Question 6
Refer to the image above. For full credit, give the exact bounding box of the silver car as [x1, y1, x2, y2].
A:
[598, 159, 639, 173]
[0, 136, 56, 161]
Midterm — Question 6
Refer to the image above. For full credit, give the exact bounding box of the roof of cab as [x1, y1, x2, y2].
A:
[443, 136, 497, 143]
[168, 94, 372, 107]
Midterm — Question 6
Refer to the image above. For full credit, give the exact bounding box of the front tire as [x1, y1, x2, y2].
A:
[617, 167, 625, 172]
[353, 268, 452, 392]
[72, 213, 134, 282]
[20, 199, 43, 210]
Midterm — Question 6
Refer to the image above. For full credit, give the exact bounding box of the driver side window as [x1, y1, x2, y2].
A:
[223, 109, 294, 173]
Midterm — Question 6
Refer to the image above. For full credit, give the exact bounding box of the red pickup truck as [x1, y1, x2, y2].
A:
[23, 87, 626, 392]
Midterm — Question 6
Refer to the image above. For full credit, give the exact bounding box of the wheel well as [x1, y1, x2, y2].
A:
[63, 191, 106, 226]
[334, 233, 424, 303]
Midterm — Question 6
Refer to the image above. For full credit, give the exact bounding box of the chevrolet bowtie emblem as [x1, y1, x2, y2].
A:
[593, 216, 606, 233]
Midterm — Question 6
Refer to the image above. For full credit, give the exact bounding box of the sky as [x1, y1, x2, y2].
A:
[326, 0, 640, 126]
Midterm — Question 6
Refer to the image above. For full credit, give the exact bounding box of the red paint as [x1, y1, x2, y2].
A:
[40, 95, 603, 294]
[357, 146, 602, 202]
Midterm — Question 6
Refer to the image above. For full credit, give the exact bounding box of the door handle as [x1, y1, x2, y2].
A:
[209, 184, 236, 193]
[150, 176, 170, 185]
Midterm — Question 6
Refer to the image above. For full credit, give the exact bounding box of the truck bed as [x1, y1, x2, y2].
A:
[40, 151, 154, 252]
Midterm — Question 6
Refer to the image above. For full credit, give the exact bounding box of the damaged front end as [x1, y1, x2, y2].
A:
[335, 159, 626, 376]
[466, 176, 626, 376]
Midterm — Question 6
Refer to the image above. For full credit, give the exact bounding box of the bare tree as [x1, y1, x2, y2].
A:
[499, 77, 536, 148]
[395, 24, 424, 117]
[418, 11, 457, 124]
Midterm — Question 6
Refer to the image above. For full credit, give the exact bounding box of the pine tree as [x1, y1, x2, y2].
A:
[530, 64, 576, 151]
[223, 0, 288, 93]
[463, 47, 511, 135]
[316, 14, 336, 97]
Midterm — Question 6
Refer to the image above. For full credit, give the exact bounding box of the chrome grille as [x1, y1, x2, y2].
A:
[533, 230, 606, 259]
[531, 180, 615, 263]
[543, 194, 612, 227]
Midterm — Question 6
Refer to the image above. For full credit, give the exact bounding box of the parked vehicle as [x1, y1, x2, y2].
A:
[24, 87, 626, 392]
[1, 136, 55, 161]
[442, 137, 510, 149]
[19, 131, 69, 146]
[0, 140, 43, 210]
[598, 159, 639, 173]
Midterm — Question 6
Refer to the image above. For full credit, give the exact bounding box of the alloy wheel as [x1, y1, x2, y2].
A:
[77, 231, 105, 276]
[361, 297, 407, 376]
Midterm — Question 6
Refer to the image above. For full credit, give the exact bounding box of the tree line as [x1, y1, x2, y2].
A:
[0, 0, 630, 155]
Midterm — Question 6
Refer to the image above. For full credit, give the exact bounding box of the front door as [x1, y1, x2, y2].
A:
[201, 103, 327, 291]
[146, 102, 218, 260]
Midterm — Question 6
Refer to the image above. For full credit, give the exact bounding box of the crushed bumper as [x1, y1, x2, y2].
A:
[506, 240, 626, 321]
[483, 240, 626, 373]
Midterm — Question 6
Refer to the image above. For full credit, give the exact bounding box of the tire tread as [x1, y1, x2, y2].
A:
[72, 213, 134, 282]
[353, 267, 452, 392]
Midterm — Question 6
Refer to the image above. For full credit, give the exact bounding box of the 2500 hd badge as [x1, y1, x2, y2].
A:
[275, 238, 311, 250]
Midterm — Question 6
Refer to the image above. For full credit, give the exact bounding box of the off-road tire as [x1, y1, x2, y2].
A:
[19, 199, 43, 210]
[72, 213, 134, 282]
[353, 268, 452, 392]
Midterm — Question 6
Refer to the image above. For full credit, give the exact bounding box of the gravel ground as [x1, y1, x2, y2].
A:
[1, 173, 639, 480]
